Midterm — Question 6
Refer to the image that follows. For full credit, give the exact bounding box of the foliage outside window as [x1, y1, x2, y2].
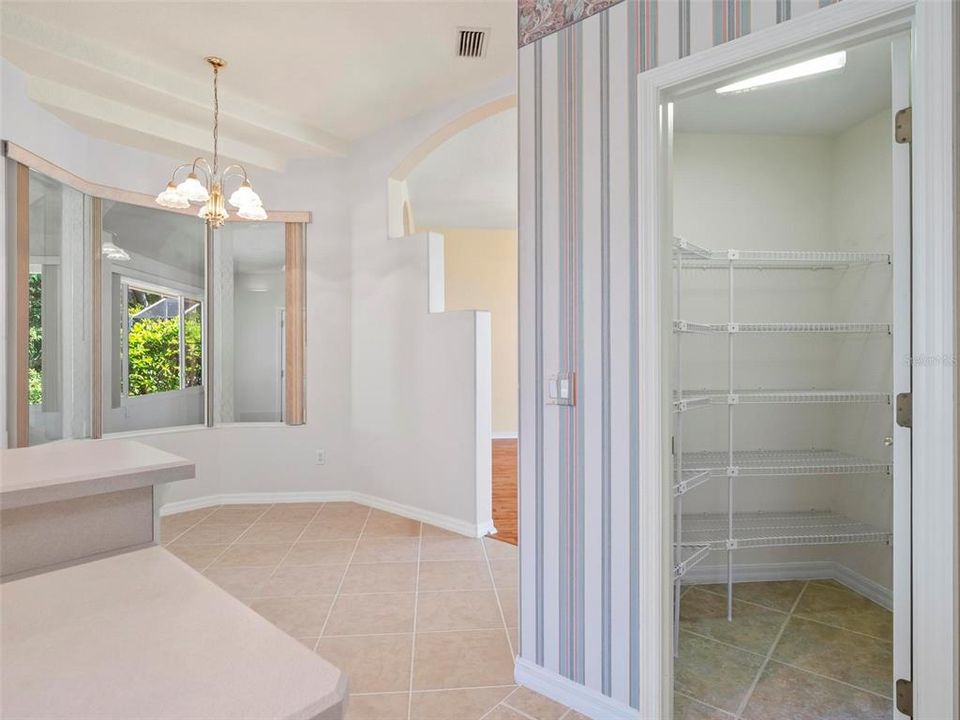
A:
[126, 285, 202, 397]
[28, 273, 42, 404]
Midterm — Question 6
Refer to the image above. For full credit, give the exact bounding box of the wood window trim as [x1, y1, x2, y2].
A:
[284, 222, 306, 426]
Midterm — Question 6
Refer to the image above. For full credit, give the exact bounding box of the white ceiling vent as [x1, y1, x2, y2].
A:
[457, 28, 488, 58]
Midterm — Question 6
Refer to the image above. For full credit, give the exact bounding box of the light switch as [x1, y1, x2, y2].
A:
[547, 372, 576, 406]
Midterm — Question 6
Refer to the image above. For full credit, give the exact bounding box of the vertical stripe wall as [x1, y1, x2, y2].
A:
[517, 0, 840, 713]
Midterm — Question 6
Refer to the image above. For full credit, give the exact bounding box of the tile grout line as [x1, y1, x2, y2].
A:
[734, 581, 810, 718]
[196, 504, 273, 573]
[675, 690, 736, 719]
[263, 503, 327, 584]
[694, 584, 893, 642]
[480, 538, 516, 659]
[313, 506, 374, 652]
[161, 505, 219, 546]
[406, 521, 425, 720]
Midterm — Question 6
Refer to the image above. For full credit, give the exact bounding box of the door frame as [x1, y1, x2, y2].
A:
[635, 1, 957, 717]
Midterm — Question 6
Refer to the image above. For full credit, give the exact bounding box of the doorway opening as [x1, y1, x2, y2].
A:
[665, 35, 910, 719]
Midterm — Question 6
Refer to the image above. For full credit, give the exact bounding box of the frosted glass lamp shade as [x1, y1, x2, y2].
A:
[155, 182, 190, 209]
[237, 204, 267, 221]
[177, 174, 210, 203]
[228, 181, 262, 208]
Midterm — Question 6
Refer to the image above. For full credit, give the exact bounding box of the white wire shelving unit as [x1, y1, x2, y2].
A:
[670, 237, 893, 654]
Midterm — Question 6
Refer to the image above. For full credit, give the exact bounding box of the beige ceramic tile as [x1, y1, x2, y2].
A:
[296, 636, 319, 649]
[698, 581, 806, 613]
[363, 510, 422, 538]
[212, 542, 291, 568]
[483, 537, 517, 559]
[346, 693, 410, 720]
[416, 591, 504, 632]
[483, 706, 529, 720]
[352, 537, 421, 564]
[340, 562, 419, 594]
[489, 559, 518, 588]
[680, 588, 786, 655]
[258, 565, 346, 597]
[324, 592, 416, 636]
[316, 634, 413, 693]
[507, 627, 519, 656]
[166, 543, 228, 570]
[202, 566, 273, 598]
[301, 516, 368, 541]
[171, 522, 250, 546]
[412, 629, 515, 690]
[203, 505, 270, 524]
[248, 595, 334, 637]
[792, 582, 893, 640]
[502, 686, 568, 720]
[674, 693, 735, 720]
[418, 561, 494, 591]
[167, 506, 218, 524]
[419, 537, 484, 562]
[562, 712, 592, 720]
[420, 524, 460, 538]
[235, 521, 309, 545]
[318, 502, 371, 519]
[282, 540, 357, 566]
[772, 617, 892, 697]
[497, 588, 518, 629]
[410, 687, 514, 720]
[674, 631, 764, 714]
[259, 503, 323, 522]
[742, 661, 892, 720]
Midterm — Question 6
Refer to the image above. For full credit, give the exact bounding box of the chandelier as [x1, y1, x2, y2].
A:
[155, 56, 266, 227]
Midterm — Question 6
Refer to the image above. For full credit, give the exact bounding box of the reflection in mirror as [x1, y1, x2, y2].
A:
[215, 223, 286, 423]
[101, 201, 206, 433]
[27, 170, 92, 445]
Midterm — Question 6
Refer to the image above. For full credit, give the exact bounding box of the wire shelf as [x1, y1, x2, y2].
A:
[674, 469, 712, 497]
[680, 449, 891, 477]
[674, 320, 890, 334]
[674, 544, 711, 580]
[680, 510, 892, 549]
[673, 389, 890, 411]
[673, 238, 890, 269]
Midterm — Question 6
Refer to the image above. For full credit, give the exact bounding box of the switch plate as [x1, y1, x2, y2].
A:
[547, 372, 576, 406]
[316, 450, 326, 465]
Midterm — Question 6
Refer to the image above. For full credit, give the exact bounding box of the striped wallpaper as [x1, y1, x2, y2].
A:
[517, 0, 841, 712]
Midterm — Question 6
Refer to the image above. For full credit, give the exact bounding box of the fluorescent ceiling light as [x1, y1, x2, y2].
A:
[716, 51, 846, 94]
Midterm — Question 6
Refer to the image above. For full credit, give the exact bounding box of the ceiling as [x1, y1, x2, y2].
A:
[1, 1, 516, 170]
[408, 106, 516, 229]
[674, 37, 891, 135]
[103, 201, 205, 275]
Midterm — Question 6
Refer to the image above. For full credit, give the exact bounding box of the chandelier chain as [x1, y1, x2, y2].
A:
[212, 64, 220, 175]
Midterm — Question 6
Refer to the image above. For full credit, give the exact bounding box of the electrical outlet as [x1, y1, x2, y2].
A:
[316, 450, 326, 465]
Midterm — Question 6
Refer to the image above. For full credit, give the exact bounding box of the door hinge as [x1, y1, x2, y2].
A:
[896, 392, 912, 428]
[896, 678, 913, 716]
[895, 107, 912, 144]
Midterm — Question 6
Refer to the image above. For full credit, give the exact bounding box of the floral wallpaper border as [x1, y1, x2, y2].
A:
[519, 0, 627, 47]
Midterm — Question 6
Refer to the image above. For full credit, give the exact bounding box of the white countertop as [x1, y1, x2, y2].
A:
[0, 439, 194, 509]
[0, 546, 347, 720]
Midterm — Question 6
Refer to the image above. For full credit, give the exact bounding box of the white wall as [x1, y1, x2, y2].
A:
[673, 120, 893, 588]
[233, 271, 284, 422]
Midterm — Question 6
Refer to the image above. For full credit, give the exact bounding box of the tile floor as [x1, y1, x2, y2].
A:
[675, 580, 894, 720]
[161, 502, 586, 720]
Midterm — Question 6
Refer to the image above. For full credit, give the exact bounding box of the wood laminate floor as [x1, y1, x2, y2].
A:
[492, 439, 518, 546]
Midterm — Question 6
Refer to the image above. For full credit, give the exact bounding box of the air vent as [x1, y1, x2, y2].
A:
[457, 28, 488, 58]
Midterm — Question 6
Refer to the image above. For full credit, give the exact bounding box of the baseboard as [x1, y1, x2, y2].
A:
[683, 560, 892, 610]
[158, 491, 495, 538]
[492, 432, 518, 440]
[514, 657, 639, 720]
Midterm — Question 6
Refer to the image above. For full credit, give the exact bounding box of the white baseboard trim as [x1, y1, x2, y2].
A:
[159, 491, 495, 538]
[514, 658, 639, 720]
[683, 560, 892, 610]
[492, 431, 518, 440]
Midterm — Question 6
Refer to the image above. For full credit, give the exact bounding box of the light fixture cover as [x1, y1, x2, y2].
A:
[228, 182, 262, 208]
[101, 238, 131, 262]
[156, 182, 190, 209]
[237, 204, 268, 221]
[177, 174, 211, 203]
[715, 51, 847, 94]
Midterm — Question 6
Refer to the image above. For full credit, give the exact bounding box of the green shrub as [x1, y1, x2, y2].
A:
[127, 317, 181, 396]
[28, 367, 42, 405]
